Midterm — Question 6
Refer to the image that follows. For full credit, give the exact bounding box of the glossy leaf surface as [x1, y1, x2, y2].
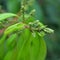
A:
[0, 13, 18, 22]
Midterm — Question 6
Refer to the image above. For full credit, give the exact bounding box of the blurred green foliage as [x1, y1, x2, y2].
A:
[41, 0, 60, 60]
[0, 0, 60, 60]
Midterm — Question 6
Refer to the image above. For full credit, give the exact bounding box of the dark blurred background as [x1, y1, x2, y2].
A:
[0, 0, 60, 60]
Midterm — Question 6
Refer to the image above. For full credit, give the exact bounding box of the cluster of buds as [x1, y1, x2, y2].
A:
[29, 20, 54, 34]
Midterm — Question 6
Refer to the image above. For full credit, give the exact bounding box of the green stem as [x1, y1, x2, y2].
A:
[21, 0, 26, 22]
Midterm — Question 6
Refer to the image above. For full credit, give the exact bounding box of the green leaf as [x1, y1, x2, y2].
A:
[17, 30, 46, 60]
[37, 34, 47, 60]
[0, 34, 7, 45]
[0, 44, 5, 60]
[6, 33, 18, 50]
[4, 50, 13, 60]
[28, 32, 46, 60]
[0, 13, 18, 22]
[17, 29, 31, 60]
[0, 35, 7, 60]
[4, 22, 25, 35]
[2, 29, 46, 60]
[4, 33, 18, 60]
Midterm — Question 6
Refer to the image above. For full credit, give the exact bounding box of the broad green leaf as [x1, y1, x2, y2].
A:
[0, 44, 5, 60]
[4, 22, 25, 35]
[6, 33, 17, 50]
[0, 35, 7, 60]
[37, 34, 47, 60]
[28, 32, 46, 60]
[0, 34, 7, 45]
[26, 32, 41, 60]
[0, 13, 18, 22]
[17, 30, 46, 60]
[17, 29, 31, 60]
[4, 50, 13, 60]
[4, 34, 18, 60]
[3, 29, 31, 60]
[5, 47, 22, 60]
[2, 29, 46, 60]
[0, 34, 7, 60]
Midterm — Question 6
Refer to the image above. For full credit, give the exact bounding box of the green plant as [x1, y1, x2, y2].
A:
[0, 0, 54, 60]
